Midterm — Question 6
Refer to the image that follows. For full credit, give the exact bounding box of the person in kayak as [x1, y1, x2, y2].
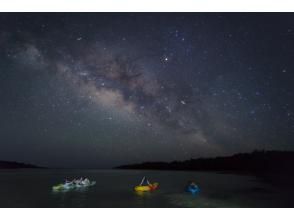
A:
[73, 178, 81, 185]
[81, 178, 90, 185]
[75, 177, 83, 184]
[190, 181, 197, 187]
[186, 180, 197, 187]
[134, 177, 159, 192]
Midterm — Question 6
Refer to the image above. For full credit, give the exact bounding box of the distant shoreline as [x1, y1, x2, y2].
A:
[115, 150, 294, 176]
[0, 161, 45, 169]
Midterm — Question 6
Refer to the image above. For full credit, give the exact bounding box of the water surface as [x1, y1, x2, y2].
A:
[0, 169, 292, 207]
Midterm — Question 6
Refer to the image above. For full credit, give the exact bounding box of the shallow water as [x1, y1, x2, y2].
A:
[0, 169, 292, 207]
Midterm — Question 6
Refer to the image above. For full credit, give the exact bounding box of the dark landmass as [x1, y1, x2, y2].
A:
[116, 150, 294, 175]
[0, 161, 44, 169]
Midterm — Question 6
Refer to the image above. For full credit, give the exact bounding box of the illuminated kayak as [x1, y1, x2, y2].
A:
[134, 176, 159, 192]
[52, 180, 96, 191]
[52, 182, 75, 191]
[134, 182, 159, 192]
[75, 181, 96, 188]
[186, 184, 200, 194]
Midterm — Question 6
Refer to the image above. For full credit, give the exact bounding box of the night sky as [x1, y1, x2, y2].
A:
[1, 13, 294, 168]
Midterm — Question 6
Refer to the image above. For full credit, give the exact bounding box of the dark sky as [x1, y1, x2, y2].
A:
[0, 13, 294, 168]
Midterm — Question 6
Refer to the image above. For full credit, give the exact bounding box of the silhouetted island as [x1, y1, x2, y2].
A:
[0, 161, 44, 169]
[116, 150, 294, 175]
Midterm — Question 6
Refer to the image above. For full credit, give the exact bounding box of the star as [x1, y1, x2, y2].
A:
[163, 56, 169, 62]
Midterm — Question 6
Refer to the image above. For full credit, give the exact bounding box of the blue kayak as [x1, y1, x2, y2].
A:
[186, 185, 200, 194]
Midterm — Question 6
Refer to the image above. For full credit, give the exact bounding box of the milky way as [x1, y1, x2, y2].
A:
[0, 13, 294, 168]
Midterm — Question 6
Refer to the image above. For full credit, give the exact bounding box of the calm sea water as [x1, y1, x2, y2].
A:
[0, 169, 292, 208]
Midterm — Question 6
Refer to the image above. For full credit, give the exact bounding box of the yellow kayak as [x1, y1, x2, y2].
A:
[134, 185, 151, 192]
[134, 183, 159, 192]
